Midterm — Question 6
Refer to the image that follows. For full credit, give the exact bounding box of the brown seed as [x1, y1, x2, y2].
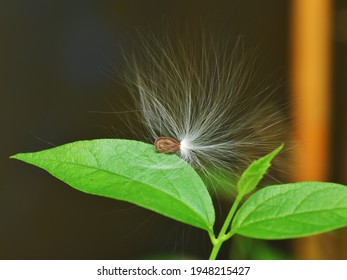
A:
[154, 137, 180, 153]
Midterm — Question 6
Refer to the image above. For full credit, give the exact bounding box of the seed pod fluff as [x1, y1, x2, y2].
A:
[122, 28, 288, 196]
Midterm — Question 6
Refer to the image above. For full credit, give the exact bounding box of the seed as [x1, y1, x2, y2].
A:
[154, 137, 180, 153]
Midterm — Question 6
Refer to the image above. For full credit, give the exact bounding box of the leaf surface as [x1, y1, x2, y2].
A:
[11, 139, 215, 231]
[237, 144, 283, 196]
[232, 182, 347, 239]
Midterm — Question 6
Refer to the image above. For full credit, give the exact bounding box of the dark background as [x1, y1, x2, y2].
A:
[2, 0, 345, 259]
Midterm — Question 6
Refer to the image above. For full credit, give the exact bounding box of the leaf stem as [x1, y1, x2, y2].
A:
[209, 194, 242, 260]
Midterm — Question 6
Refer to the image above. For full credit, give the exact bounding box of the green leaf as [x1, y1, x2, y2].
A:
[11, 139, 215, 231]
[232, 182, 347, 239]
[237, 144, 283, 197]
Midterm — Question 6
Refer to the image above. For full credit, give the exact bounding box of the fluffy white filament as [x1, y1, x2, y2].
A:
[123, 30, 287, 188]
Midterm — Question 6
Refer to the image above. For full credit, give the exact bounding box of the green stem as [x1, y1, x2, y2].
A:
[209, 194, 242, 260]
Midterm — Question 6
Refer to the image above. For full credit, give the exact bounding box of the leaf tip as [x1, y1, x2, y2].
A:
[9, 153, 29, 162]
[9, 153, 20, 160]
[271, 143, 284, 156]
[262, 143, 284, 165]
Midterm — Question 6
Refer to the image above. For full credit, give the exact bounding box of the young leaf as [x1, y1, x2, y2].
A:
[11, 139, 215, 232]
[232, 182, 347, 239]
[237, 144, 283, 197]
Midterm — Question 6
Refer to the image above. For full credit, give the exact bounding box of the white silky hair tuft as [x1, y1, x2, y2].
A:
[122, 29, 289, 193]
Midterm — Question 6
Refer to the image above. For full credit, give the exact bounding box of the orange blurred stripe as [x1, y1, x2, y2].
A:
[291, 0, 332, 182]
[291, 0, 333, 259]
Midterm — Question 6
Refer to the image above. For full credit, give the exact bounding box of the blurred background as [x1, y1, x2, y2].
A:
[1, 0, 346, 259]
